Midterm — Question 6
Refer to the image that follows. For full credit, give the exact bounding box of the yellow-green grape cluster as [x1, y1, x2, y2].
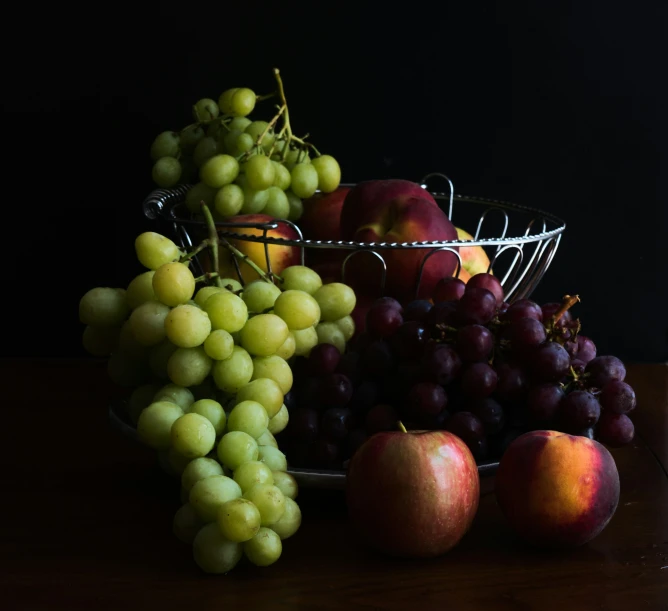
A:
[79, 230, 358, 575]
[149, 81, 342, 225]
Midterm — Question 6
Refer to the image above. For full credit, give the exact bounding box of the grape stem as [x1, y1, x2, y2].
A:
[179, 240, 211, 264]
[291, 134, 322, 157]
[200, 203, 224, 288]
[397, 421, 408, 434]
[256, 104, 285, 146]
[552, 294, 580, 325]
[218, 237, 275, 285]
[194, 272, 219, 283]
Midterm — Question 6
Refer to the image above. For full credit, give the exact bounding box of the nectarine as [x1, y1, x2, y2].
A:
[455, 227, 491, 277]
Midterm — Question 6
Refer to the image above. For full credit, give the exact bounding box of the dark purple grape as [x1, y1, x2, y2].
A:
[336, 351, 363, 386]
[470, 397, 505, 435]
[510, 317, 547, 349]
[284, 441, 311, 468]
[466, 273, 504, 306]
[456, 324, 493, 362]
[297, 377, 321, 410]
[403, 299, 433, 323]
[343, 428, 368, 460]
[283, 389, 297, 412]
[366, 303, 404, 338]
[422, 344, 462, 385]
[321, 408, 352, 443]
[456, 287, 497, 326]
[502, 299, 543, 323]
[531, 341, 571, 382]
[597, 412, 635, 447]
[348, 380, 381, 415]
[390, 321, 427, 361]
[461, 362, 498, 399]
[426, 301, 458, 327]
[495, 363, 529, 404]
[445, 411, 487, 460]
[348, 331, 372, 354]
[366, 404, 400, 435]
[498, 428, 524, 455]
[309, 439, 341, 469]
[570, 359, 586, 376]
[600, 380, 636, 414]
[585, 356, 626, 388]
[576, 335, 597, 364]
[307, 343, 341, 376]
[407, 382, 447, 420]
[362, 340, 394, 378]
[498, 302, 510, 315]
[290, 408, 319, 443]
[526, 383, 564, 425]
[319, 373, 353, 408]
[559, 390, 601, 431]
[541, 302, 573, 328]
[433, 277, 466, 303]
[375, 296, 404, 313]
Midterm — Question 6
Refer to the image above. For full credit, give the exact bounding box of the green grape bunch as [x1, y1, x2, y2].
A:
[149, 68, 342, 224]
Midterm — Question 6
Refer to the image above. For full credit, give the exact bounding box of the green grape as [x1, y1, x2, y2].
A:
[168, 446, 193, 475]
[107, 351, 150, 387]
[228, 117, 251, 131]
[334, 315, 355, 342]
[284, 148, 310, 170]
[171, 412, 217, 458]
[219, 278, 243, 293]
[218, 88, 239, 114]
[194, 286, 227, 308]
[189, 474, 242, 523]
[217, 431, 259, 470]
[82, 324, 120, 357]
[239, 314, 289, 357]
[173, 503, 202, 544]
[290, 163, 319, 199]
[180, 486, 190, 504]
[167, 346, 212, 387]
[244, 527, 282, 567]
[275, 333, 295, 360]
[230, 88, 256, 117]
[154, 383, 195, 411]
[311, 154, 341, 193]
[217, 498, 261, 542]
[238, 180, 269, 214]
[149, 339, 178, 380]
[205, 291, 248, 333]
[267, 404, 289, 435]
[315, 322, 346, 354]
[150, 131, 180, 161]
[242, 484, 285, 526]
[152, 157, 182, 188]
[118, 320, 151, 358]
[257, 429, 278, 449]
[273, 290, 321, 330]
[233, 132, 254, 156]
[214, 183, 244, 217]
[180, 156, 198, 184]
[271, 471, 298, 500]
[292, 326, 318, 356]
[245, 120, 275, 150]
[206, 119, 223, 140]
[222, 128, 242, 154]
[129, 300, 170, 346]
[313, 282, 357, 321]
[270, 497, 301, 540]
[135, 232, 179, 270]
[199, 154, 239, 188]
[280, 265, 322, 295]
[262, 186, 290, 219]
[227, 400, 269, 439]
[187, 399, 226, 436]
[128, 383, 161, 424]
[182, 457, 224, 492]
[137, 401, 184, 450]
[251, 355, 293, 394]
[271, 161, 291, 190]
[203, 329, 234, 360]
[79, 287, 129, 327]
[286, 190, 304, 221]
[193, 136, 219, 167]
[193, 522, 243, 574]
[212, 346, 254, 393]
[241, 280, 281, 313]
[235, 378, 283, 419]
[185, 181, 218, 214]
[232, 461, 274, 492]
[164, 304, 211, 348]
[180, 125, 205, 153]
[126, 271, 156, 309]
[193, 98, 220, 122]
[190, 377, 217, 401]
[153, 262, 196, 307]
[244, 155, 275, 191]
[258, 446, 287, 471]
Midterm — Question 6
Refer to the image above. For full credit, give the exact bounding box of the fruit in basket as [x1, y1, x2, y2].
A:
[299, 186, 351, 265]
[346, 425, 480, 558]
[455, 227, 492, 278]
[495, 430, 620, 548]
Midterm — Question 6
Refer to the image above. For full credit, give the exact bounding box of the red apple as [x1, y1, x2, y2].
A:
[346, 427, 480, 558]
[301, 186, 351, 243]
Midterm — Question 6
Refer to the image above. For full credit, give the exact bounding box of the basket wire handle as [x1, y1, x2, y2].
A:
[342, 250, 387, 294]
[489, 244, 524, 300]
[415, 247, 463, 300]
[420, 173, 455, 220]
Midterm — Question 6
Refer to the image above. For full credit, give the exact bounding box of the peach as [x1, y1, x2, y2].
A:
[455, 227, 491, 277]
[495, 430, 620, 548]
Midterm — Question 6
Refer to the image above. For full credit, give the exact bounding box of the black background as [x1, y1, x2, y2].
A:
[4, 2, 667, 362]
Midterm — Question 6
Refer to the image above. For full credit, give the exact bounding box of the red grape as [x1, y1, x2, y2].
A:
[321, 407, 352, 443]
[467, 273, 504, 306]
[362, 340, 394, 378]
[309, 439, 341, 469]
[575, 335, 597, 364]
[531, 341, 571, 382]
[570, 359, 586, 376]
[461, 362, 498, 399]
[348, 380, 381, 415]
[283, 389, 297, 412]
[510, 317, 547, 349]
[366, 303, 404, 338]
[585, 356, 626, 387]
[541, 302, 573, 328]
[426, 301, 458, 327]
[290, 408, 319, 443]
[470, 397, 505, 434]
[365, 404, 400, 435]
[456, 324, 493, 362]
[296, 377, 321, 410]
[390, 321, 427, 360]
[407, 382, 448, 420]
[445, 411, 487, 460]
[319, 373, 353, 408]
[559, 390, 601, 431]
[456, 287, 497, 325]
[375, 296, 404, 313]
[499, 302, 510, 315]
[597, 412, 635, 447]
[494, 363, 529, 404]
[600, 380, 636, 414]
[502, 299, 543, 323]
[422, 344, 462, 385]
[344, 429, 368, 460]
[336, 351, 362, 386]
[307, 343, 341, 376]
[526, 383, 564, 425]
[433, 277, 466, 303]
[403, 299, 433, 323]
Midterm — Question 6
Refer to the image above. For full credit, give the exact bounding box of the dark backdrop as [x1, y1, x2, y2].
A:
[4, 2, 667, 362]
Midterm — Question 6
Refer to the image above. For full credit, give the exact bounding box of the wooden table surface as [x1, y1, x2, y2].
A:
[2, 359, 666, 610]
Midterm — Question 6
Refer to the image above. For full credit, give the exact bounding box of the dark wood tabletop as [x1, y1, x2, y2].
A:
[2, 359, 666, 610]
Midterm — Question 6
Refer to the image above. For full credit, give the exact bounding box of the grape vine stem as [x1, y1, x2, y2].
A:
[553, 294, 580, 325]
[200, 203, 224, 288]
[179, 240, 211, 264]
[397, 421, 408, 433]
[218, 236, 275, 285]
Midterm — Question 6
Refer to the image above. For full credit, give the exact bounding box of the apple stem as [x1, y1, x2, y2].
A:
[200, 202, 224, 288]
[397, 421, 408, 434]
